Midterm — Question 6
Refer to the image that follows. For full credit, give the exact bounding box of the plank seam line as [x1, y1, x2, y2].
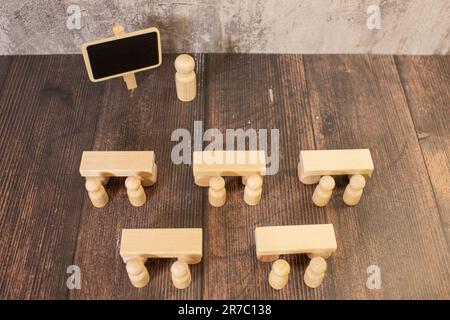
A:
[200, 53, 208, 299]
[301, 55, 318, 150]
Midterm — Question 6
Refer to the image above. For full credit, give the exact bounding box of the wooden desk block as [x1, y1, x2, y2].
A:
[255, 224, 337, 261]
[120, 228, 203, 264]
[79, 151, 155, 178]
[298, 149, 374, 184]
[193, 150, 266, 187]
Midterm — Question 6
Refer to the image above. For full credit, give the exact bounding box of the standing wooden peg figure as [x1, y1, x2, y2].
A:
[85, 177, 109, 208]
[312, 175, 335, 207]
[304, 257, 327, 288]
[171, 260, 192, 289]
[125, 176, 146, 207]
[126, 258, 150, 288]
[208, 176, 226, 207]
[244, 175, 263, 206]
[175, 54, 196, 102]
[343, 174, 366, 206]
[269, 259, 290, 290]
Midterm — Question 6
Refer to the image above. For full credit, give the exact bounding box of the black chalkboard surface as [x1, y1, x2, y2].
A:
[82, 27, 161, 82]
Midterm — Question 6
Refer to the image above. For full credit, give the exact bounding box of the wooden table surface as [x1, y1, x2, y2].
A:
[0, 54, 448, 300]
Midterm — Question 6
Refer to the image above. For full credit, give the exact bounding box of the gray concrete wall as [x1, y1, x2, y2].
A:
[0, 0, 449, 55]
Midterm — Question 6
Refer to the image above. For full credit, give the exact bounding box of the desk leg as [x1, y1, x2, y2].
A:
[141, 164, 158, 187]
[125, 257, 149, 288]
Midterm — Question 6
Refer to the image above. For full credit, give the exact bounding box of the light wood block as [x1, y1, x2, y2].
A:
[120, 228, 203, 264]
[298, 149, 374, 184]
[193, 150, 266, 187]
[255, 224, 337, 260]
[79, 151, 156, 179]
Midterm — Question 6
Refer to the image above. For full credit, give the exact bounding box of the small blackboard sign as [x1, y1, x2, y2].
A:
[82, 27, 162, 82]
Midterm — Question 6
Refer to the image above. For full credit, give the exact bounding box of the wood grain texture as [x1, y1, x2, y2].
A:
[0, 55, 103, 299]
[0, 54, 448, 300]
[69, 54, 205, 299]
[303, 55, 449, 299]
[0, 56, 13, 91]
[203, 54, 330, 299]
[395, 56, 450, 245]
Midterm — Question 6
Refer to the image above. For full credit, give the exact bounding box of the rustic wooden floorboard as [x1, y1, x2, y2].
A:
[395, 56, 450, 245]
[0, 54, 448, 299]
[69, 54, 205, 299]
[202, 54, 335, 299]
[0, 55, 103, 299]
[303, 55, 449, 299]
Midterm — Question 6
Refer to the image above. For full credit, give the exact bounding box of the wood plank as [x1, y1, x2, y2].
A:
[255, 225, 337, 257]
[79, 151, 155, 177]
[70, 54, 205, 299]
[299, 149, 374, 184]
[203, 54, 331, 299]
[303, 55, 450, 299]
[120, 229, 202, 261]
[0, 55, 103, 299]
[395, 56, 450, 245]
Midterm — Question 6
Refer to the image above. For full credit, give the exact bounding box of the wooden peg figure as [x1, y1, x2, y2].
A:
[312, 175, 335, 207]
[175, 54, 196, 102]
[343, 174, 366, 206]
[304, 257, 327, 288]
[244, 175, 263, 206]
[125, 176, 146, 207]
[171, 260, 192, 289]
[126, 258, 150, 288]
[85, 177, 109, 208]
[269, 259, 290, 290]
[208, 176, 226, 207]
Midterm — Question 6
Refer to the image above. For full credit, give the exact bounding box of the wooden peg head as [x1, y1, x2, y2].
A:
[171, 260, 189, 277]
[272, 259, 290, 276]
[85, 178, 101, 192]
[247, 175, 263, 189]
[125, 176, 141, 190]
[126, 259, 145, 276]
[175, 54, 195, 73]
[309, 257, 327, 274]
[319, 175, 335, 191]
[349, 174, 366, 190]
[209, 176, 225, 190]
